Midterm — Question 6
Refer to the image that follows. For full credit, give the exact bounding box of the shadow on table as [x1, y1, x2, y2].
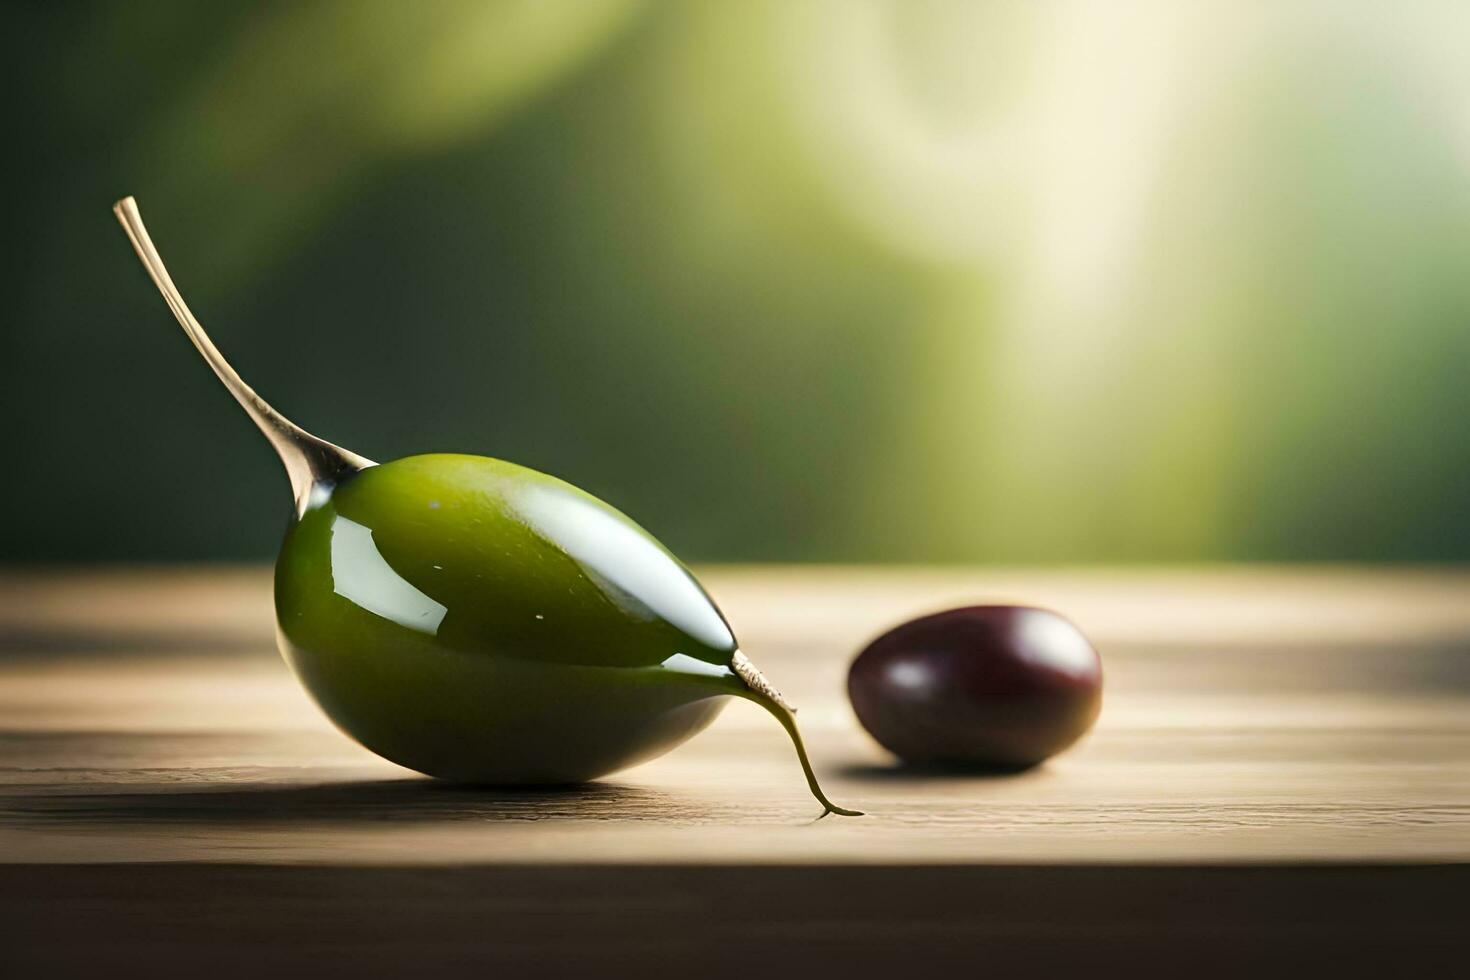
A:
[837, 760, 1044, 782]
[0, 778, 735, 826]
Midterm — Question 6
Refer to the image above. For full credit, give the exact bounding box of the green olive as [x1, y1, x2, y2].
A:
[114, 197, 858, 816]
[276, 453, 752, 785]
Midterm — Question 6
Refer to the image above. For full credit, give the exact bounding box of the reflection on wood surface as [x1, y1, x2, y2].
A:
[1, 566, 1465, 865]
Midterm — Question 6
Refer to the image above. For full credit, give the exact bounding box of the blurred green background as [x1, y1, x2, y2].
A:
[5, 0, 1470, 564]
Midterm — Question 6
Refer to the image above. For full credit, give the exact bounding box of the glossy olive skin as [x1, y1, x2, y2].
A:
[276, 454, 752, 783]
[848, 606, 1102, 768]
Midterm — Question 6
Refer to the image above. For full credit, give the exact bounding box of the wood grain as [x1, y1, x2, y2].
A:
[0, 567, 1466, 976]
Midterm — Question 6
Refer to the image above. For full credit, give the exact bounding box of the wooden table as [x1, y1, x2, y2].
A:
[1, 567, 1466, 977]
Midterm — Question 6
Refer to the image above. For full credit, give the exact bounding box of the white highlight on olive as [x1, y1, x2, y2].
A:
[884, 660, 932, 694]
[330, 515, 448, 635]
[1015, 611, 1098, 680]
[515, 484, 736, 652]
[661, 653, 734, 680]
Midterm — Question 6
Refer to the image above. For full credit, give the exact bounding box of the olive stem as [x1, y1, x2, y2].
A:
[728, 653, 862, 817]
[112, 196, 373, 515]
[754, 695, 863, 817]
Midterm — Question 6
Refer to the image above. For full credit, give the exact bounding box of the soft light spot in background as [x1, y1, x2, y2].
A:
[8, 0, 1470, 562]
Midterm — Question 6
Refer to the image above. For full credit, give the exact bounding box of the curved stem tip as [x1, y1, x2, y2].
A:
[731, 652, 862, 817]
[763, 699, 864, 818]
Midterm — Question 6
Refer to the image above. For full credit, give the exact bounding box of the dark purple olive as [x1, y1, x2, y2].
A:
[848, 606, 1102, 769]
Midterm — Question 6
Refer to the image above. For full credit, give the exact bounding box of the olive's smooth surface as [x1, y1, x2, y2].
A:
[848, 606, 1102, 768]
[277, 454, 749, 783]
